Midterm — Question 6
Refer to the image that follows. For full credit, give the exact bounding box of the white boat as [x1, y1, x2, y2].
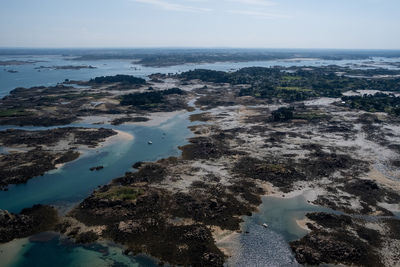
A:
[262, 223, 268, 228]
[148, 141, 153, 145]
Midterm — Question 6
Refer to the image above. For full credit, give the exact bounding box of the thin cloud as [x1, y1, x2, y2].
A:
[227, 0, 276, 7]
[228, 9, 289, 19]
[133, 0, 212, 12]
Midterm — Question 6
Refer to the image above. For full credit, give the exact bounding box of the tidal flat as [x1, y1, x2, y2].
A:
[1, 55, 400, 266]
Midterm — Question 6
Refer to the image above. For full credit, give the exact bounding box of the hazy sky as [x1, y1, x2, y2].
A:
[1, 0, 399, 49]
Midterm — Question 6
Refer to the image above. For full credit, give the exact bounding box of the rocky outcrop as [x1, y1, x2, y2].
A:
[0, 205, 58, 243]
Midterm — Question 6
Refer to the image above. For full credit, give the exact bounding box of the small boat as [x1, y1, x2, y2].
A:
[148, 141, 153, 145]
[262, 223, 268, 228]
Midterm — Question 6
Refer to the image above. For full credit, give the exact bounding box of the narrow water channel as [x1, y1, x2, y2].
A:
[0, 112, 195, 267]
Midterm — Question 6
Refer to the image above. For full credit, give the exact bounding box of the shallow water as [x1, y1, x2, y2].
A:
[227, 194, 332, 266]
[0, 113, 193, 213]
[3, 233, 161, 267]
[0, 111, 195, 267]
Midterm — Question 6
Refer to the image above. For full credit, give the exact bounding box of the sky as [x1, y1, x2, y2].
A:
[0, 0, 399, 49]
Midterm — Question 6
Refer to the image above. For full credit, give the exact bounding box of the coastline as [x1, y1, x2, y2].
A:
[100, 129, 134, 147]
[1, 58, 400, 266]
[0, 238, 30, 266]
[52, 129, 133, 172]
[295, 217, 311, 231]
[77, 110, 185, 128]
[130, 110, 185, 127]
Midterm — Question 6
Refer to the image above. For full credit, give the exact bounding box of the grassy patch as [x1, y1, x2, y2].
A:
[282, 75, 302, 81]
[0, 108, 31, 117]
[42, 92, 108, 102]
[293, 112, 328, 121]
[94, 186, 143, 201]
[277, 86, 312, 92]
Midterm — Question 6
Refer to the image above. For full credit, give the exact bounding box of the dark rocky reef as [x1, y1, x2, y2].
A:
[0, 148, 79, 190]
[315, 179, 400, 215]
[289, 212, 396, 267]
[111, 116, 149, 125]
[70, 157, 264, 267]
[0, 127, 116, 148]
[90, 166, 104, 171]
[0, 205, 58, 243]
[120, 88, 188, 112]
[70, 184, 227, 267]
[179, 132, 245, 161]
[89, 75, 146, 85]
[189, 112, 214, 122]
[0, 85, 109, 126]
[234, 156, 306, 193]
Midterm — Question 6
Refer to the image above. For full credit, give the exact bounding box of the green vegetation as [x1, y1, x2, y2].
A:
[282, 75, 302, 81]
[272, 107, 328, 122]
[179, 69, 230, 83]
[277, 86, 312, 92]
[94, 186, 143, 201]
[89, 75, 146, 85]
[71, 49, 400, 67]
[120, 88, 185, 107]
[342, 93, 400, 115]
[0, 108, 31, 117]
[42, 92, 108, 101]
[294, 112, 328, 121]
[272, 107, 294, 121]
[179, 66, 400, 102]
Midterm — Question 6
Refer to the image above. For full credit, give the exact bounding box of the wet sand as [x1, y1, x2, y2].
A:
[0, 238, 29, 266]
[97, 129, 134, 148]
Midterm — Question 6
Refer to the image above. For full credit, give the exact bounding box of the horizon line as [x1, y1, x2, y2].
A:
[0, 46, 400, 51]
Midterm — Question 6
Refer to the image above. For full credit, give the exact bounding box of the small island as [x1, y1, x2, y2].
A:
[0, 127, 117, 190]
[34, 65, 97, 70]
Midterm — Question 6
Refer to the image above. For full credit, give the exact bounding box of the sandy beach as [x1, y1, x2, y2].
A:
[101, 129, 134, 146]
[0, 238, 29, 266]
[125, 110, 185, 127]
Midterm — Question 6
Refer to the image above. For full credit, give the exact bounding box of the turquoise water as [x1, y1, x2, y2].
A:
[4, 232, 161, 267]
[0, 111, 194, 267]
[0, 113, 193, 213]
[0, 54, 203, 266]
[0, 55, 200, 265]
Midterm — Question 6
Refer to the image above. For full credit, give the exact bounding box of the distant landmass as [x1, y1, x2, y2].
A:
[1, 48, 400, 67]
